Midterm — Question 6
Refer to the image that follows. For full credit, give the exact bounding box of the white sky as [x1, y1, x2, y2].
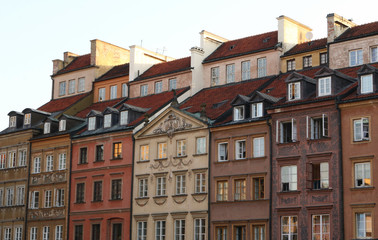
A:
[0, 0, 377, 130]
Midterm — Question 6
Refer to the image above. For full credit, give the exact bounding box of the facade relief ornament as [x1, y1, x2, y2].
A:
[28, 208, 65, 219]
[150, 155, 192, 171]
[153, 113, 192, 138]
[31, 172, 67, 185]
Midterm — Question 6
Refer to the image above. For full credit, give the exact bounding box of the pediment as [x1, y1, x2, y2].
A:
[358, 64, 378, 75]
[230, 94, 250, 106]
[315, 66, 335, 78]
[285, 72, 316, 84]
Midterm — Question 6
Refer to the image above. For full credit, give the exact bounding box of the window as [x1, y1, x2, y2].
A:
[59, 82, 66, 96]
[288, 82, 300, 100]
[217, 180, 228, 201]
[281, 216, 298, 240]
[320, 52, 328, 65]
[216, 227, 227, 240]
[253, 137, 264, 158]
[59, 119, 66, 131]
[98, 88, 105, 101]
[16, 185, 25, 205]
[218, 142, 228, 162]
[43, 226, 50, 240]
[4, 227, 11, 240]
[253, 177, 264, 200]
[176, 175, 186, 195]
[113, 142, 122, 159]
[361, 74, 373, 94]
[252, 225, 265, 240]
[194, 219, 206, 240]
[309, 162, 329, 190]
[8, 151, 16, 168]
[241, 61, 250, 80]
[155, 220, 166, 240]
[88, 117, 96, 130]
[137, 222, 147, 240]
[355, 162, 371, 187]
[78, 77, 85, 92]
[211, 67, 220, 86]
[44, 190, 52, 208]
[235, 140, 246, 160]
[156, 177, 166, 196]
[93, 181, 102, 201]
[303, 56, 312, 68]
[318, 77, 331, 96]
[92, 224, 100, 240]
[195, 173, 206, 193]
[55, 188, 64, 207]
[251, 102, 263, 118]
[257, 58, 267, 77]
[234, 226, 246, 240]
[30, 191, 39, 209]
[158, 142, 167, 159]
[140, 84, 148, 96]
[111, 179, 122, 200]
[0, 152, 5, 169]
[176, 140, 186, 157]
[30, 227, 37, 240]
[196, 137, 206, 154]
[353, 117, 369, 141]
[74, 225, 83, 240]
[310, 115, 328, 139]
[155, 81, 162, 93]
[18, 149, 26, 166]
[226, 64, 235, 83]
[356, 212, 372, 238]
[104, 114, 112, 128]
[120, 111, 128, 125]
[279, 119, 297, 143]
[287, 59, 296, 71]
[24, 113, 31, 125]
[234, 179, 246, 200]
[33, 157, 41, 173]
[68, 79, 75, 94]
[140, 145, 149, 161]
[110, 85, 117, 99]
[14, 226, 22, 240]
[233, 106, 244, 121]
[0, 188, 3, 206]
[76, 183, 85, 203]
[138, 178, 148, 197]
[122, 83, 128, 97]
[169, 78, 177, 91]
[46, 155, 53, 171]
[371, 46, 378, 63]
[5, 187, 14, 206]
[79, 148, 87, 164]
[58, 153, 66, 170]
[174, 219, 185, 240]
[312, 214, 329, 240]
[55, 225, 63, 240]
[9, 116, 16, 127]
[95, 145, 104, 162]
[281, 166, 297, 191]
[350, 49, 363, 66]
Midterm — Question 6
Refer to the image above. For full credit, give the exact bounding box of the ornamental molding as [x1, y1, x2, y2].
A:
[153, 113, 192, 138]
[150, 156, 192, 171]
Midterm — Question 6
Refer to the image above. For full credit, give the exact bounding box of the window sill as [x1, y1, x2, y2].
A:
[173, 155, 187, 159]
[109, 198, 122, 201]
[215, 160, 229, 164]
[91, 200, 103, 203]
[94, 160, 104, 163]
[353, 139, 370, 143]
[307, 137, 331, 142]
[278, 190, 300, 195]
[135, 197, 149, 200]
[75, 201, 86, 204]
[350, 186, 375, 191]
[110, 157, 123, 161]
[193, 153, 208, 157]
[307, 188, 333, 192]
[191, 192, 207, 196]
[78, 162, 88, 165]
[172, 194, 188, 197]
[277, 141, 300, 145]
[137, 160, 150, 163]
[153, 195, 168, 199]
[154, 158, 168, 161]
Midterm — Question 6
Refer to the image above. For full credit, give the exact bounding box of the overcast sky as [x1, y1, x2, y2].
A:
[0, 0, 376, 130]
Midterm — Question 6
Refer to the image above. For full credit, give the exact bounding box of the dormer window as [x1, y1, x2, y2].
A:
[104, 114, 112, 128]
[361, 74, 373, 94]
[88, 117, 96, 131]
[44, 122, 51, 134]
[59, 120, 66, 131]
[288, 82, 300, 101]
[120, 111, 128, 125]
[318, 77, 331, 96]
[233, 106, 244, 121]
[24, 113, 31, 125]
[9, 116, 16, 127]
[251, 103, 263, 118]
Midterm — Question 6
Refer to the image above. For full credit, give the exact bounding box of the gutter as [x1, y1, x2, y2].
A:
[24, 137, 32, 240]
[336, 98, 345, 240]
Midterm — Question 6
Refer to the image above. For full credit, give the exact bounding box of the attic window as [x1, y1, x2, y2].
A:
[263, 37, 271, 43]
[251, 103, 263, 118]
[120, 111, 128, 125]
[44, 122, 51, 134]
[104, 114, 112, 128]
[88, 117, 96, 131]
[212, 100, 228, 109]
[361, 74, 373, 94]
[59, 120, 66, 131]
[24, 113, 31, 125]
[9, 116, 16, 127]
[318, 77, 331, 96]
[229, 45, 236, 50]
[288, 82, 300, 101]
[233, 106, 245, 121]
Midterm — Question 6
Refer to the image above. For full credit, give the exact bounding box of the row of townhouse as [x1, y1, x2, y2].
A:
[0, 12, 377, 240]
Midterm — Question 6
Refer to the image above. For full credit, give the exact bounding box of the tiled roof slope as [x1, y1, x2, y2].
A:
[335, 21, 378, 42]
[179, 77, 272, 120]
[134, 57, 191, 81]
[204, 31, 278, 63]
[56, 54, 91, 75]
[38, 93, 91, 113]
[96, 63, 129, 82]
[76, 98, 125, 118]
[283, 38, 327, 56]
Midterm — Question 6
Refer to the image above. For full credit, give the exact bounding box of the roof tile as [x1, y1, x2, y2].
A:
[56, 54, 91, 75]
[37, 93, 91, 113]
[96, 63, 129, 82]
[284, 38, 327, 56]
[335, 21, 378, 42]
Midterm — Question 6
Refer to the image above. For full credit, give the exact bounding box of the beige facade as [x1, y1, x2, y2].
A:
[281, 49, 327, 73]
[132, 107, 209, 240]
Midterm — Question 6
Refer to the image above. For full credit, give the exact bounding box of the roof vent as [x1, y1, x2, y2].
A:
[212, 100, 228, 109]
[263, 37, 271, 43]
[265, 88, 273, 93]
[229, 45, 236, 50]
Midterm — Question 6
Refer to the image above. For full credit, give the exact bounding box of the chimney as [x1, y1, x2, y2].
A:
[63, 52, 78, 65]
[327, 13, 357, 43]
[52, 59, 64, 75]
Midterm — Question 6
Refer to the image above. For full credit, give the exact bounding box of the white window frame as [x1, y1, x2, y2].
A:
[353, 117, 369, 141]
[68, 79, 75, 94]
[194, 218, 206, 240]
[110, 85, 117, 100]
[233, 106, 244, 121]
[211, 67, 220, 86]
[196, 137, 206, 154]
[169, 78, 177, 90]
[251, 102, 263, 118]
[218, 142, 228, 162]
[14, 226, 22, 240]
[241, 61, 250, 80]
[59, 119, 66, 132]
[155, 81, 162, 94]
[318, 77, 331, 96]
[355, 162, 371, 187]
[281, 165, 297, 191]
[281, 216, 298, 240]
[9, 116, 16, 127]
[88, 117, 96, 131]
[308, 114, 328, 139]
[55, 189, 65, 207]
[140, 145, 149, 161]
[4, 227, 11, 240]
[361, 74, 373, 94]
[24, 113, 31, 125]
[371, 46, 378, 63]
[78, 77, 85, 92]
[33, 157, 41, 173]
[176, 140, 186, 157]
[55, 225, 63, 240]
[288, 82, 300, 101]
[137, 221, 147, 240]
[44, 122, 51, 134]
[0, 152, 5, 169]
[138, 178, 148, 198]
[253, 137, 265, 158]
[235, 140, 246, 160]
[156, 177, 166, 196]
[122, 83, 128, 97]
[8, 151, 16, 168]
[104, 114, 112, 128]
[155, 220, 166, 240]
[158, 142, 167, 159]
[59, 81, 66, 96]
[287, 59, 296, 71]
[356, 212, 372, 238]
[312, 214, 330, 240]
[195, 172, 206, 193]
[176, 174, 186, 195]
[30, 227, 37, 240]
[98, 88, 105, 101]
[174, 219, 185, 240]
[46, 155, 53, 172]
[0, 188, 3, 206]
[5, 187, 14, 206]
[30, 191, 39, 209]
[226, 64, 235, 83]
[320, 52, 328, 65]
[44, 190, 52, 208]
[42, 226, 50, 240]
[349, 49, 363, 66]
[58, 153, 66, 170]
[303, 56, 312, 68]
[279, 119, 297, 143]
[140, 84, 148, 97]
[18, 149, 27, 166]
[120, 111, 128, 125]
[16, 185, 25, 205]
[257, 58, 267, 77]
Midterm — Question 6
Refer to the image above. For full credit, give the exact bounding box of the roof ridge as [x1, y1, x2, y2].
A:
[227, 30, 277, 43]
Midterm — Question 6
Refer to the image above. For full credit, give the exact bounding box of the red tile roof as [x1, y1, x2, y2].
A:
[180, 78, 272, 120]
[283, 38, 327, 56]
[135, 57, 191, 81]
[335, 21, 378, 42]
[56, 54, 92, 75]
[204, 31, 278, 63]
[37, 93, 91, 113]
[75, 98, 125, 118]
[96, 63, 129, 82]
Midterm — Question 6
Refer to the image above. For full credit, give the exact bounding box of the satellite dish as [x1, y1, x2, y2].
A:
[305, 32, 313, 41]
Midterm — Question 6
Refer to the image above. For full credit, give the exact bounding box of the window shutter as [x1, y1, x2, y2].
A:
[306, 116, 309, 139]
[276, 121, 279, 143]
[291, 118, 297, 141]
[322, 114, 328, 137]
[306, 163, 313, 189]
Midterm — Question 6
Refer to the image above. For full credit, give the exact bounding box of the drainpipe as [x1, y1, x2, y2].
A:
[267, 118, 273, 240]
[336, 101, 344, 239]
[129, 134, 136, 240]
[207, 126, 211, 240]
[24, 136, 33, 240]
[67, 137, 73, 240]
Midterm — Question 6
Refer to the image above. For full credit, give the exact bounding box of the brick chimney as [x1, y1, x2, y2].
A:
[327, 13, 357, 43]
